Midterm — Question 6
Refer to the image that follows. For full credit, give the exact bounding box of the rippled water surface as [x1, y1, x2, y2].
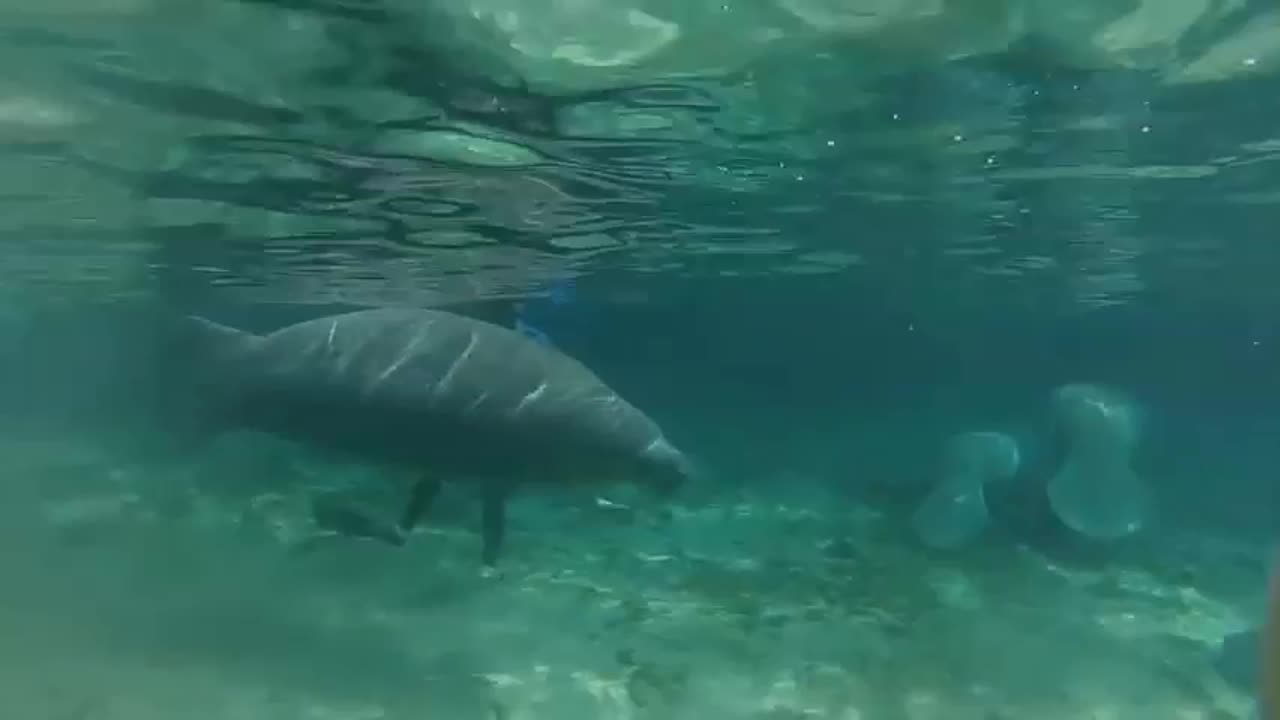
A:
[3, 0, 1279, 313]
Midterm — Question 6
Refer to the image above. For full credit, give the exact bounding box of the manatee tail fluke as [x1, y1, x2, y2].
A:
[180, 314, 257, 355]
[146, 313, 259, 445]
[1046, 383, 1146, 540]
[163, 314, 253, 385]
[909, 431, 1021, 550]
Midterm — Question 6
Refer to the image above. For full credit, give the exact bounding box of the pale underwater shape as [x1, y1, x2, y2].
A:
[912, 431, 1021, 549]
[1047, 383, 1147, 540]
[515, 276, 577, 346]
[401, 0, 1273, 99]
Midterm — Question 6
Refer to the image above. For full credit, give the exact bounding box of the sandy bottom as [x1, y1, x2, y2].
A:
[0, 431, 1265, 720]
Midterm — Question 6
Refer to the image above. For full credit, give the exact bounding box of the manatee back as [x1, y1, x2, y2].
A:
[241, 308, 668, 473]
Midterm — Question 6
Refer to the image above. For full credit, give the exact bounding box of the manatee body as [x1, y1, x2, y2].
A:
[182, 307, 691, 566]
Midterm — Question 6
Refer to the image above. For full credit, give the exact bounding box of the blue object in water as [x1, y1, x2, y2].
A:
[515, 318, 552, 345]
[546, 278, 576, 306]
[516, 277, 576, 346]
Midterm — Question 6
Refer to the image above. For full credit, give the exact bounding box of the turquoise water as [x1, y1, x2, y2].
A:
[2, 2, 1279, 718]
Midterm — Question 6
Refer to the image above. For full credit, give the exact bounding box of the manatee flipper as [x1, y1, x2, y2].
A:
[397, 475, 442, 537]
[480, 489, 508, 567]
[311, 497, 406, 546]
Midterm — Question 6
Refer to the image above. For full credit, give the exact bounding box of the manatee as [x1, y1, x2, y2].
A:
[911, 430, 1021, 549]
[177, 307, 693, 567]
[1046, 383, 1146, 540]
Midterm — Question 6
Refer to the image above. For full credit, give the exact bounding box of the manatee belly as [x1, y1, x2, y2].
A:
[231, 379, 651, 485]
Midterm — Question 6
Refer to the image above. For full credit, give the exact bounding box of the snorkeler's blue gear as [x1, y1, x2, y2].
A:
[515, 277, 576, 346]
[514, 318, 551, 345]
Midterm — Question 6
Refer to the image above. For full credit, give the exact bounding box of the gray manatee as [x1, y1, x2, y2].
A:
[178, 307, 693, 566]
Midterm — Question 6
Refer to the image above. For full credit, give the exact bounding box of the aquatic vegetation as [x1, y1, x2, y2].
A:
[911, 431, 1021, 549]
[1047, 383, 1147, 540]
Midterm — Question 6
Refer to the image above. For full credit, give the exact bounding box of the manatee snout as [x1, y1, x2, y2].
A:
[636, 439, 696, 499]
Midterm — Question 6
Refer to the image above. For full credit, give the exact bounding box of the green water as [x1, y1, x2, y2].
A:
[1, 2, 1279, 718]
